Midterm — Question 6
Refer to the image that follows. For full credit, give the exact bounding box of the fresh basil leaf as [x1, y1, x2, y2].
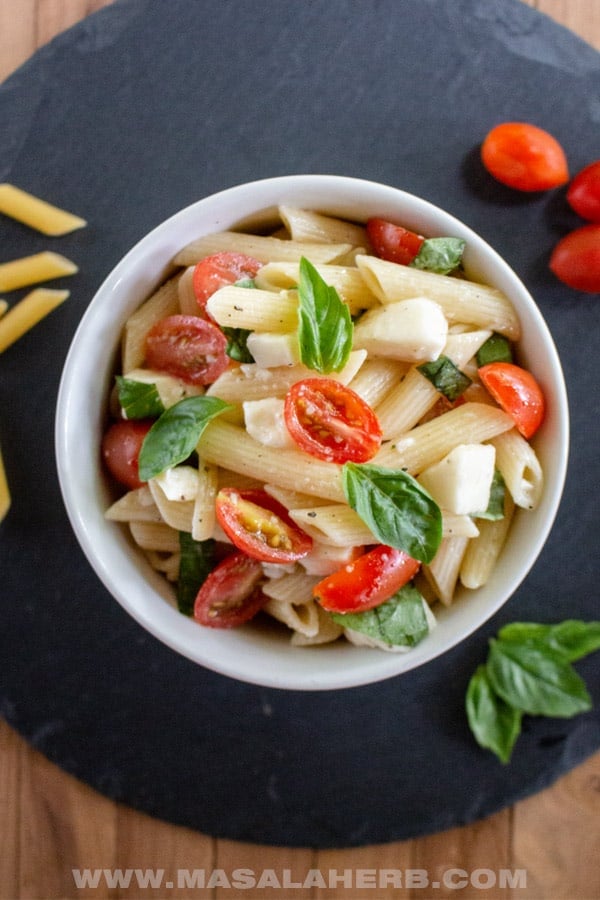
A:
[417, 355, 472, 401]
[233, 277, 256, 289]
[342, 463, 442, 564]
[222, 327, 254, 363]
[297, 256, 353, 373]
[474, 469, 506, 521]
[116, 376, 165, 420]
[411, 237, 466, 274]
[138, 396, 231, 481]
[476, 332, 513, 366]
[498, 620, 600, 663]
[466, 665, 522, 763]
[331, 584, 431, 648]
[177, 533, 215, 616]
[486, 638, 592, 718]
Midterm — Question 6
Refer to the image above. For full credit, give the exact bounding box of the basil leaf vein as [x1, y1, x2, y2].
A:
[138, 395, 231, 481]
[342, 463, 442, 564]
[297, 256, 353, 373]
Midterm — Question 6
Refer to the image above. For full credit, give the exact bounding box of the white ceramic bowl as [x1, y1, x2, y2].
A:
[55, 175, 569, 690]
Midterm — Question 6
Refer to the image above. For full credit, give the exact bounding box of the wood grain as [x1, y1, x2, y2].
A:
[1, 1, 599, 898]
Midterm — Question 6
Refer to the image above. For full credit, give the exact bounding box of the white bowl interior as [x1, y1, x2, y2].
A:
[55, 175, 569, 690]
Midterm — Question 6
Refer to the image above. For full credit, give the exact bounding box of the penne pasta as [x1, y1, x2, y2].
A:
[174, 231, 353, 266]
[177, 266, 199, 315]
[490, 429, 544, 510]
[278, 205, 368, 246]
[255, 261, 379, 314]
[356, 254, 521, 339]
[129, 521, 180, 553]
[0, 251, 77, 292]
[192, 462, 219, 541]
[105, 485, 162, 523]
[289, 504, 376, 547]
[121, 274, 181, 372]
[0, 443, 10, 523]
[460, 495, 515, 589]
[0, 183, 86, 235]
[206, 285, 298, 332]
[0, 288, 69, 354]
[0, 299, 8, 318]
[376, 402, 514, 475]
[423, 536, 470, 605]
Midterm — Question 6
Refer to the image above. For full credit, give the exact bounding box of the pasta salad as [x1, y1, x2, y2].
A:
[102, 207, 545, 652]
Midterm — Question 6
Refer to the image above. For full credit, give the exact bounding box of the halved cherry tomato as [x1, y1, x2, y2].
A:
[145, 314, 229, 385]
[478, 362, 545, 439]
[193, 551, 266, 628]
[101, 419, 153, 490]
[481, 122, 569, 192]
[193, 252, 262, 315]
[549, 224, 600, 293]
[284, 378, 382, 464]
[567, 160, 600, 223]
[314, 545, 421, 614]
[366, 218, 424, 265]
[215, 488, 313, 563]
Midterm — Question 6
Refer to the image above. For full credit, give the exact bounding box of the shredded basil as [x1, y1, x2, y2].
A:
[476, 332, 513, 366]
[474, 469, 506, 521]
[411, 237, 466, 274]
[138, 395, 231, 481]
[331, 584, 431, 648]
[297, 256, 353, 373]
[222, 327, 254, 363]
[177, 533, 215, 616]
[342, 463, 442, 564]
[417, 355, 472, 401]
[116, 376, 164, 420]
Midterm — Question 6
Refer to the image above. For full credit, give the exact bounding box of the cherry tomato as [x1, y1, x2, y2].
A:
[481, 122, 569, 192]
[193, 551, 266, 628]
[549, 225, 600, 293]
[145, 314, 229, 385]
[478, 362, 545, 439]
[366, 218, 424, 265]
[193, 252, 262, 315]
[284, 378, 383, 464]
[567, 160, 600, 222]
[313, 545, 421, 614]
[215, 488, 312, 563]
[101, 419, 153, 489]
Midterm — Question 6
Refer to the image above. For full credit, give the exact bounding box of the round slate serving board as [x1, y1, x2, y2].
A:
[1, 0, 599, 848]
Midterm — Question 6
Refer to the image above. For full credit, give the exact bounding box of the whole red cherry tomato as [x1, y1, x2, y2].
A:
[566, 160, 600, 223]
[549, 225, 600, 293]
[481, 122, 569, 192]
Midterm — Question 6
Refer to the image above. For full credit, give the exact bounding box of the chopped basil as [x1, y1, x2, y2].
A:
[466, 620, 600, 763]
[417, 355, 472, 401]
[297, 256, 353, 373]
[116, 376, 165, 420]
[411, 237, 466, 274]
[222, 327, 254, 363]
[342, 463, 442, 564]
[474, 469, 506, 521]
[476, 332, 513, 366]
[177, 533, 215, 616]
[233, 277, 257, 289]
[138, 395, 231, 481]
[466, 665, 522, 764]
[331, 584, 431, 648]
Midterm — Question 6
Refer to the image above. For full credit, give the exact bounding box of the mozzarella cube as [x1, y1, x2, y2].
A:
[353, 296, 448, 362]
[153, 465, 199, 502]
[243, 397, 295, 448]
[246, 331, 299, 367]
[418, 443, 496, 515]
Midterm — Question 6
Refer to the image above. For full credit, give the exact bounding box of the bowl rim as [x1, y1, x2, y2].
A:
[55, 174, 570, 690]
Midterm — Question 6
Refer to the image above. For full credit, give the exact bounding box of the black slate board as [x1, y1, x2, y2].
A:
[1, 0, 599, 848]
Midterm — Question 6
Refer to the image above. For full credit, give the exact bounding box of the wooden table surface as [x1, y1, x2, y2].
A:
[1, 1, 599, 898]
